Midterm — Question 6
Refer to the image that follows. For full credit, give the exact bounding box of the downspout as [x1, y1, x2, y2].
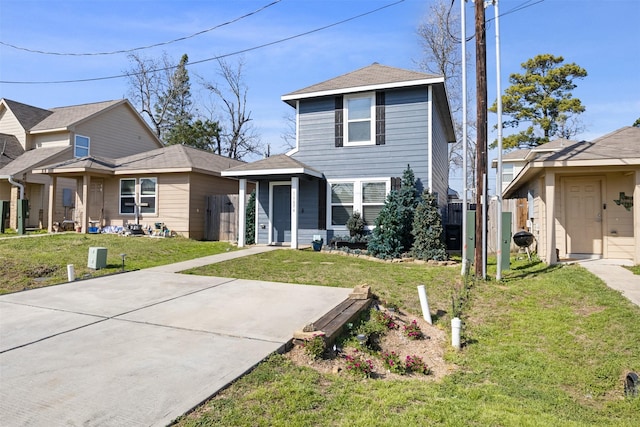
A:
[6, 175, 25, 199]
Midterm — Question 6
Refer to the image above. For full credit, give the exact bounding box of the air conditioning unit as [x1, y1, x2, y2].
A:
[88, 247, 107, 270]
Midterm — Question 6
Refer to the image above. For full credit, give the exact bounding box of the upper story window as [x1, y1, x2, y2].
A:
[502, 163, 514, 183]
[344, 93, 375, 146]
[74, 135, 90, 157]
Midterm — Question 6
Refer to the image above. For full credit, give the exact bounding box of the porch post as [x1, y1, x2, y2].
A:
[634, 170, 640, 264]
[81, 175, 89, 233]
[47, 176, 57, 232]
[238, 178, 246, 247]
[291, 176, 299, 249]
[544, 170, 557, 264]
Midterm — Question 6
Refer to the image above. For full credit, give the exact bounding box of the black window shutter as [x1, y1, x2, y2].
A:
[334, 96, 343, 147]
[318, 179, 327, 230]
[375, 91, 386, 145]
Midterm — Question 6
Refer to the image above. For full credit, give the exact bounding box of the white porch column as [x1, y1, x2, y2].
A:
[291, 176, 299, 249]
[545, 170, 557, 264]
[238, 178, 247, 247]
[47, 176, 57, 232]
[634, 170, 640, 264]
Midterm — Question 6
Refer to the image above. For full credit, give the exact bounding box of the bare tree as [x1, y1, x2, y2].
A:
[417, 0, 477, 195]
[280, 110, 297, 152]
[125, 53, 177, 139]
[201, 58, 261, 160]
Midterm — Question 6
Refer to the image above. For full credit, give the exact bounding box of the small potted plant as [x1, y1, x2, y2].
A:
[312, 234, 324, 251]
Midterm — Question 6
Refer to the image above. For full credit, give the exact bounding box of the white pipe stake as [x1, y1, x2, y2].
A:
[452, 317, 462, 349]
[67, 264, 75, 282]
[417, 285, 432, 325]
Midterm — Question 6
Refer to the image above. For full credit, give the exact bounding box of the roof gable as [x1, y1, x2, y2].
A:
[1, 99, 53, 130]
[282, 63, 443, 103]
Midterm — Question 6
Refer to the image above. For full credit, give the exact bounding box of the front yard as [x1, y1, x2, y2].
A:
[180, 251, 640, 426]
[0, 235, 638, 425]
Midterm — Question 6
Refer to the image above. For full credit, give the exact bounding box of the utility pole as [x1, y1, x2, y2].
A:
[474, 0, 487, 278]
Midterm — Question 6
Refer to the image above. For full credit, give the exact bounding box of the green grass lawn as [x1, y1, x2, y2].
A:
[1, 235, 638, 425]
[0, 233, 236, 294]
[179, 251, 640, 426]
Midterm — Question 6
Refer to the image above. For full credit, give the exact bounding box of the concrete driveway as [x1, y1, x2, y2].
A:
[0, 257, 351, 426]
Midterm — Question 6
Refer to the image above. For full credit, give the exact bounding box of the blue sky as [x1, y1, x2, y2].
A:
[1, 0, 638, 194]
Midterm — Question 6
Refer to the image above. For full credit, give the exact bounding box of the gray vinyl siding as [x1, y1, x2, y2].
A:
[431, 102, 450, 209]
[292, 87, 430, 191]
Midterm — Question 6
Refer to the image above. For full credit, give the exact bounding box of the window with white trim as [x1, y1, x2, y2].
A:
[139, 178, 157, 214]
[361, 182, 386, 224]
[502, 163, 514, 183]
[119, 177, 157, 215]
[331, 183, 354, 226]
[329, 179, 390, 227]
[119, 179, 136, 214]
[344, 92, 375, 146]
[74, 135, 90, 157]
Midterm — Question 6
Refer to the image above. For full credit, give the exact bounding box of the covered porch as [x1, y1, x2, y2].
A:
[222, 155, 325, 248]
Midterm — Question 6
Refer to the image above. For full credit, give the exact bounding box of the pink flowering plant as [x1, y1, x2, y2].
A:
[344, 349, 374, 378]
[381, 351, 405, 374]
[403, 319, 423, 340]
[303, 333, 326, 360]
[405, 355, 431, 375]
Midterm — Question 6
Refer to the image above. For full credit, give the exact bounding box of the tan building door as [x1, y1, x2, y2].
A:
[89, 179, 104, 222]
[565, 177, 602, 255]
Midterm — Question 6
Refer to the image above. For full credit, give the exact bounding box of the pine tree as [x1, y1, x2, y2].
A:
[158, 54, 193, 144]
[367, 165, 419, 259]
[411, 189, 447, 261]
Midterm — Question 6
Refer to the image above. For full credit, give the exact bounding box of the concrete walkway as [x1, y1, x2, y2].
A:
[576, 258, 640, 307]
[0, 246, 351, 426]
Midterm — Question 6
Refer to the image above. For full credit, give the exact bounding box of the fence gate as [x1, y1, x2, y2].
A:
[204, 194, 239, 241]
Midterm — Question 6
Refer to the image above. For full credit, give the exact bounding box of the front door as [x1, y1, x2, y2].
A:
[89, 178, 104, 222]
[272, 185, 291, 243]
[565, 177, 602, 255]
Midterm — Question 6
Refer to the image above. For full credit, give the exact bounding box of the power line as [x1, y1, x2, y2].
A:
[1, 0, 405, 85]
[0, 0, 283, 56]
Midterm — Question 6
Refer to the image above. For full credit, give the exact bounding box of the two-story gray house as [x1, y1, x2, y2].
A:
[223, 63, 455, 248]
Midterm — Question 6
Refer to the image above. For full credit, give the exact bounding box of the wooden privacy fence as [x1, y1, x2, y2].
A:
[204, 194, 242, 241]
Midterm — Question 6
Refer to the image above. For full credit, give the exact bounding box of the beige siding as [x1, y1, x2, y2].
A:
[603, 172, 635, 259]
[74, 104, 160, 158]
[0, 107, 27, 149]
[34, 131, 70, 148]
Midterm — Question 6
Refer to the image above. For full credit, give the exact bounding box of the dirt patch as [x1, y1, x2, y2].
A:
[285, 308, 455, 381]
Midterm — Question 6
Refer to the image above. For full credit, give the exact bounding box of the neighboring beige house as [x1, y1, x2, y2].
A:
[502, 126, 640, 264]
[34, 144, 247, 240]
[0, 98, 162, 230]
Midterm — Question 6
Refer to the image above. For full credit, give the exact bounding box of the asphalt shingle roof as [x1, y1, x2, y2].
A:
[0, 146, 71, 176]
[2, 99, 53, 130]
[37, 144, 246, 175]
[0, 134, 25, 169]
[283, 63, 442, 98]
[30, 100, 124, 131]
[223, 154, 320, 174]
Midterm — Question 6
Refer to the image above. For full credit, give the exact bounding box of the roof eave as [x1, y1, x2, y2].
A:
[222, 167, 323, 179]
[281, 77, 445, 105]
